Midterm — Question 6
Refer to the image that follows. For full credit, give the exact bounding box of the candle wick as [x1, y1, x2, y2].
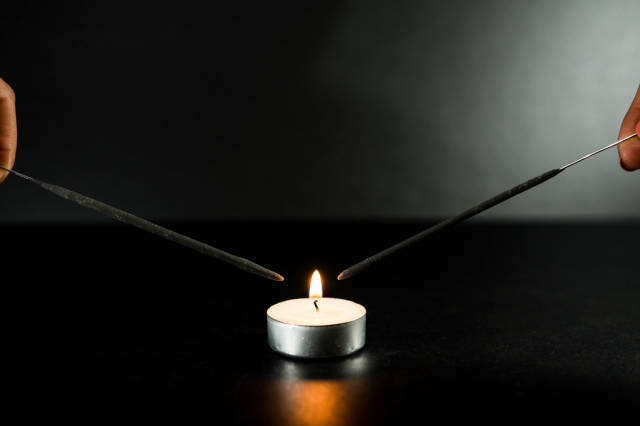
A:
[314, 299, 319, 312]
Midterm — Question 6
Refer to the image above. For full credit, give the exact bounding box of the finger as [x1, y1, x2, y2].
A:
[617, 84, 640, 171]
[0, 78, 17, 183]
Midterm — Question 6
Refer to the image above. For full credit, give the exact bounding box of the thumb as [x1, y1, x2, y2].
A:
[617, 85, 640, 171]
[0, 78, 17, 183]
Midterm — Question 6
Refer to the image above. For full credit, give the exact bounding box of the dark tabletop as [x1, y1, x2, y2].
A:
[5, 221, 639, 422]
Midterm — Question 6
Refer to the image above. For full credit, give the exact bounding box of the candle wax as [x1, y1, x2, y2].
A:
[267, 297, 366, 326]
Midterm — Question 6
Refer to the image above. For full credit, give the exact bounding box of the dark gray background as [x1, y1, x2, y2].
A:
[0, 0, 638, 223]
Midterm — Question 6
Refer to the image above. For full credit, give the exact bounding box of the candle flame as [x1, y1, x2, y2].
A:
[309, 270, 322, 299]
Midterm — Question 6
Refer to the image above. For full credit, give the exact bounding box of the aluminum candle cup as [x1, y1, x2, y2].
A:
[267, 298, 366, 358]
[266, 270, 366, 358]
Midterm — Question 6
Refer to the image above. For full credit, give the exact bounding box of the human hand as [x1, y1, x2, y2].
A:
[618, 84, 640, 171]
[0, 78, 17, 183]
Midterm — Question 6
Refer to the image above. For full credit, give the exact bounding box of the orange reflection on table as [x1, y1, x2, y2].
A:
[238, 354, 379, 426]
[277, 379, 354, 426]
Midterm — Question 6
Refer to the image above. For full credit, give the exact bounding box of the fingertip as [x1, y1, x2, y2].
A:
[0, 162, 10, 183]
[619, 158, 635, 172]
[618, 137, 640, 171]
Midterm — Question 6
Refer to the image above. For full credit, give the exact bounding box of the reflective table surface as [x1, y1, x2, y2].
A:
[5, 222, 639, 422]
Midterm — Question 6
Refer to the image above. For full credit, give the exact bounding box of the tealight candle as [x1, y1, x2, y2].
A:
[267, 270, 366, 358]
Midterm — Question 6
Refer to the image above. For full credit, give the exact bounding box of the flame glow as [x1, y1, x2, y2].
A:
[309, 270, 322, 299]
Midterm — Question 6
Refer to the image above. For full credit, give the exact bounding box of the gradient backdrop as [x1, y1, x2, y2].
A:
[0, 0, 638, 223]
